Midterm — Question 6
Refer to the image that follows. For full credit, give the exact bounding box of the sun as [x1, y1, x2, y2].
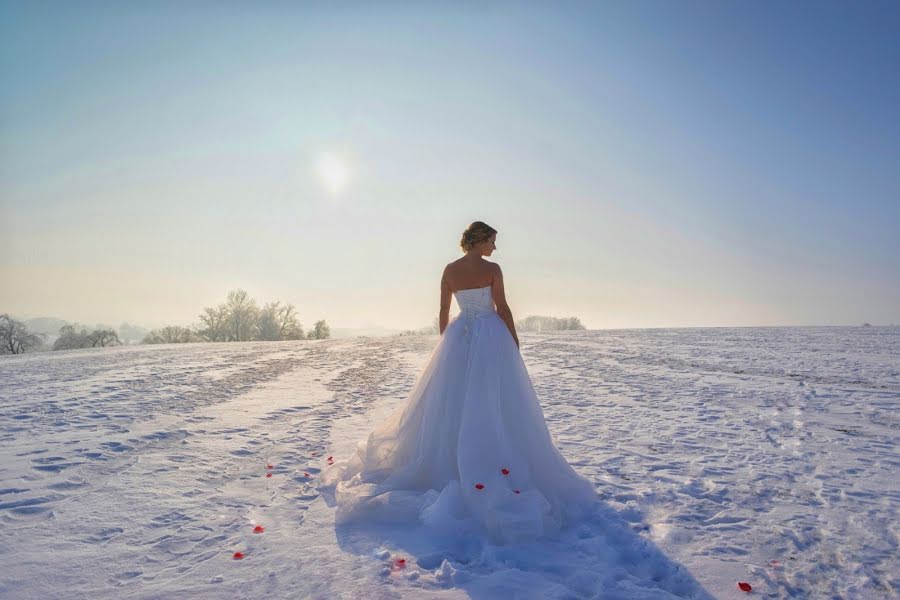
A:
[316, 154, 350, 195]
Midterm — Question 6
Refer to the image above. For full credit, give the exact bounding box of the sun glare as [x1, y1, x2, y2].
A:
[317, 154, 350, 194]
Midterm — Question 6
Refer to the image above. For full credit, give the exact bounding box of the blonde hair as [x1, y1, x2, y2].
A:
[459, 221, 498, 252]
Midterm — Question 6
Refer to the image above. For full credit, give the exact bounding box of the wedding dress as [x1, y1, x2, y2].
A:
[319, 285, 597, 544]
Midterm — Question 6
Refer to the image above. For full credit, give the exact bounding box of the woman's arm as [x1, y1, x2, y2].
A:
[491, 264, 519, 348]
[439, 267, 452, 335]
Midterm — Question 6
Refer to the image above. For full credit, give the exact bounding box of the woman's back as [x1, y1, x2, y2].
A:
[444, 256, 495, 292]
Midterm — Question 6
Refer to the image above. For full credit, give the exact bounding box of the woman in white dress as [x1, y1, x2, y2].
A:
[320, 221, 597, 544]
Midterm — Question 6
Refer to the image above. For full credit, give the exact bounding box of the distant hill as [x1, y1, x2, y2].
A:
[23, 317, 69, 338]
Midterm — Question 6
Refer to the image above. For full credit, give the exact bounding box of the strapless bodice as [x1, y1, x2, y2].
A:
[454, 285, 495, 314]
[453, 286, 496, 332]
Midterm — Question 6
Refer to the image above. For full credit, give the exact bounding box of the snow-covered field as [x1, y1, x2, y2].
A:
[1, 327, 897, 599]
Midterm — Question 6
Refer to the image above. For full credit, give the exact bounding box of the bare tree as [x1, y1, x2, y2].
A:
[278, 303, 305, 340]
[224, 289, 259, 342]
[0, 314, 45, 354]
[258, 302, 282, 341]
[259, 302, 305, 340]
[197, 304, 229, 342]
[259, 301, 305, 341]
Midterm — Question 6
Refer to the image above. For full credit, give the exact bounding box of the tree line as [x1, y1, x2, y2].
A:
[0, 314, 121, 354]
[146, 289, 329, 344]
[0, 289, 329, 354]
[515, 315, 585, 332]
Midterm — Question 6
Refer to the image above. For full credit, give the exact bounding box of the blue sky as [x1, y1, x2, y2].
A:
[1, 1, 898, 330]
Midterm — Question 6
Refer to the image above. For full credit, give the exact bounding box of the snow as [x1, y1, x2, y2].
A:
[0, 327, 897, 599]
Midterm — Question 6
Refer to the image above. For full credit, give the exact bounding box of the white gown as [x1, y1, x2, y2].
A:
[319, 285, 597, 544]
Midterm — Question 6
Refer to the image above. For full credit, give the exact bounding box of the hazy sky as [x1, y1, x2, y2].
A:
[2, 1, 899, 331]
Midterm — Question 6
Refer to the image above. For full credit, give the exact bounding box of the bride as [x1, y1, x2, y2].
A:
[320, 221, 597, 544]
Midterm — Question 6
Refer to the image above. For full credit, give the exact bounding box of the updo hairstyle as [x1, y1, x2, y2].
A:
[459, 221, 498, 252]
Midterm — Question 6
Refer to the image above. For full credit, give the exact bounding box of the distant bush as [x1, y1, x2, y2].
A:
[0, 313, 46, 354]
[52, 324, 121, 350]
[307, 319, 331, 340]
[53, 325, 89, 350]
[143, 326, 204, 344]
[88, 329, 121, 347]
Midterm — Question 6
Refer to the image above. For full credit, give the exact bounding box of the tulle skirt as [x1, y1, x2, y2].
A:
[319, 311, 597, 544]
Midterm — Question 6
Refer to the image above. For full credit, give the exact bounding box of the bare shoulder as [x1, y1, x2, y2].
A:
[486, 261, 504, 288]
[442, 259, 460, 277]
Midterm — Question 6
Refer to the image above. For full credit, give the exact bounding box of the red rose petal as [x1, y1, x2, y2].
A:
[265, 473, 272, 478]
[738, 582, 752, 592]
[501, 468, 510, 475]
[303, 472, 310, 477]
[266, 464, 274, 469]
[474, 483, 485, 490]
[232, 552, 245, 560]
[253, 525, 265, 533]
